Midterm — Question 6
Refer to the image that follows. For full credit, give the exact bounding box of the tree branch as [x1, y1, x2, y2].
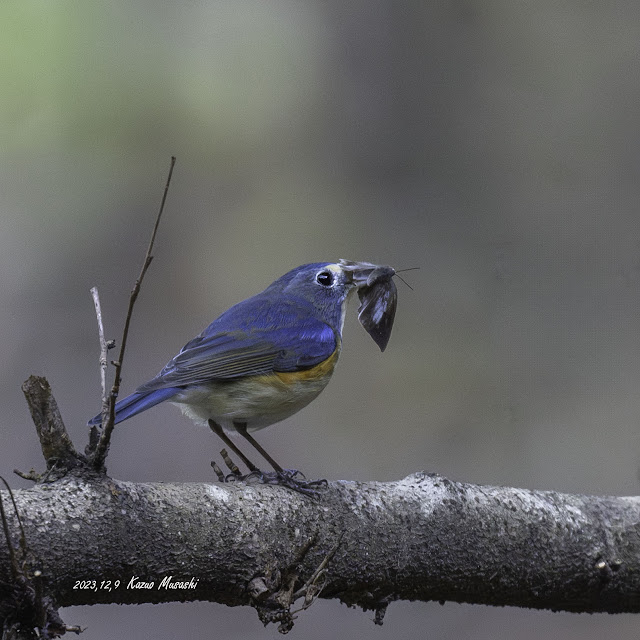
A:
[0, 471, 638, 623]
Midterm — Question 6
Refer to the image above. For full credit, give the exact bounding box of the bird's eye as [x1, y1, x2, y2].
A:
[316, 270, 334, 287]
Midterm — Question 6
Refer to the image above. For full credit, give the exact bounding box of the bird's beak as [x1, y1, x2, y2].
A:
[337, 260, 396, 289]
[338, 260, 398, 351]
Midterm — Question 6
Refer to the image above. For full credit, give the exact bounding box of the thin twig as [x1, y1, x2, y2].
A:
[0, 476, 27, 565]
[90, 286, 109, 427]
[0, 481, 20, 578]
[291, 531, 344, 601]
[91, 156, 176, 469]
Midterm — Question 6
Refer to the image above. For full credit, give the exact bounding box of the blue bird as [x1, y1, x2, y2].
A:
[89, 260, 397, 484]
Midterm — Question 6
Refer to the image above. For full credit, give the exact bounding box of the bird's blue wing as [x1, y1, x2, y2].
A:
[136, 296, 337, 392]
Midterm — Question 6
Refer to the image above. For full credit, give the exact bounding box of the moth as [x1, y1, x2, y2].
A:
[339, 259, 398, 351]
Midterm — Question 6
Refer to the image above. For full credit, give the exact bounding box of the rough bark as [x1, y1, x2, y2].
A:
[3, 375, 639, 634]
[1, 468, 638, 624]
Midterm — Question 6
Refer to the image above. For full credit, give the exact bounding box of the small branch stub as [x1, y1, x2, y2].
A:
[20, 376, 84, 474]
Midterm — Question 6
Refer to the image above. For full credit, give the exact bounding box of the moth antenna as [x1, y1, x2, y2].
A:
[394, 273, 413, 290]
[393, 266, 418, 290]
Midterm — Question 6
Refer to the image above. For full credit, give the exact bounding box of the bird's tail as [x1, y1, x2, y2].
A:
[87, 387, 178, 426]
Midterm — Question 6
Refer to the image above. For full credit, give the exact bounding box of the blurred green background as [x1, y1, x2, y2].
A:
[2, 1, 640, 637]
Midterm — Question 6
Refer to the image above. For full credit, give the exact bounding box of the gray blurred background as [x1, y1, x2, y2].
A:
[2, 1, 640, 637]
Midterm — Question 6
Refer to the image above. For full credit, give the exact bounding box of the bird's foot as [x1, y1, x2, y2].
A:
[251, 469, 328, 497]
[212, 449, 327, 497]
[222, 468, 327, 497]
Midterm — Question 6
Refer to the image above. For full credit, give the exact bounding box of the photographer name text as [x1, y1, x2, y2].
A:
[128, 576, 199, 590]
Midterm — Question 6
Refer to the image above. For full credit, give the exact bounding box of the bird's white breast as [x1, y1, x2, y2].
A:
[170, 352, 339, 433]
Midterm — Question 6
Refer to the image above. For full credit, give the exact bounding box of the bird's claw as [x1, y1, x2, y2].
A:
[222, 468, 328, 497]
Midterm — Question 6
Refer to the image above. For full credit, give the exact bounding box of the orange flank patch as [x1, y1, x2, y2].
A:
[273, 348, 340, 384]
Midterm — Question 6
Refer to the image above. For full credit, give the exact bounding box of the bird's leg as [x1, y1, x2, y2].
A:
[208, 419, 259, 473]
[234, 421, 284, 473]
[215, 421, 327, 498]
[233, 422, 328, 496]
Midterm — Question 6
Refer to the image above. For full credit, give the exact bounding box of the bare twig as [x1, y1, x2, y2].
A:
[291, 531, 344, 602]
[0, 481, 20, 578]
[91, 156, 176, 470]
[0, 477, 27, 566]
[90, 286, 109, 428]
[250, 533, 337, 633]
